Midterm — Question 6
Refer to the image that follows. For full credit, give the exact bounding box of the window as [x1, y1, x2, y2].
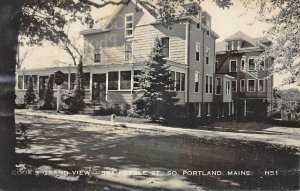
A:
[226, 81, 230, 95]
[196, 43, 200, 61]
[247, 79, 256, 92]
[125, 13, 134, 37]
[94, 46, 101, 63]
[232, 80, 237, 92]
[205, 48, 210, 64]
[215, 77, 221, 95]
[18, 75, 23, 89]
[230, 60, 237, 72]
[258, 79, 265, 92]
[170, 71, 175, 90]
[125, 41, 133, 61]
[205, 75, 209, 93]
[84, 73, 90, 89]
[24, 75, 36, 89]
[181, 73, 185, 91]
[259, 60, 265, 70]
[240, 79, 245, 92]
[170, 72, 185, 91]
[176, 72, 180, 91]
[248, 59, 256, 71]
[108, 72, 119, 90]
[161, 37, 170, 58]
[241, 59, 245, 71]
[195, 72, 199, 93]
[209, 76, 213, 94]
[196, 23, 200, 29]
[120, 71, 131, 90]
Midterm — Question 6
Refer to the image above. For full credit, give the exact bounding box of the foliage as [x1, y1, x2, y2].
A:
[94, 101, 130, 116]
[24, 76, 36, 105]
[241, 0, 300, 85]
[40, 74, 54, 110]
[62, 58, 85, 114]
[134, 37, 178, 121]
[273, 88, 300, 115]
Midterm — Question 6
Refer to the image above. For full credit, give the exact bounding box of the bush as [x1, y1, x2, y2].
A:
[40, 74, 54, 110]
[94, 101, 130, 116]
[61, 92, 85, 114]
[24, 76, 36, 105]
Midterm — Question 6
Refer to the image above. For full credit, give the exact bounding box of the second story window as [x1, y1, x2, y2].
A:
[215, 77, 221, 95]
[206, 48, 210, 65]
[241, 59, 245, 71]
[94, 46, 101, 63]
[125, 41, 133, 61]
[248, 58, 256, 71]
[125, 13, 134, 37]
[196, 43, 200, 61]
[161, 37, 170, 58]
[229, 60, 237, 72]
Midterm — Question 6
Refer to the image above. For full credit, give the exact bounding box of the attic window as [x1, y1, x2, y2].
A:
[125, 13, 134, 37]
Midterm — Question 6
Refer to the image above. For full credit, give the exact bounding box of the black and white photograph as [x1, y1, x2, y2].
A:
[0, 0, 299, 190]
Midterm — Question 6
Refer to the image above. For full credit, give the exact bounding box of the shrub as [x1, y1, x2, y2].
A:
[24, 76, 36, 105]
[40, 74, 54, 110]
[94, 101, 130, 116]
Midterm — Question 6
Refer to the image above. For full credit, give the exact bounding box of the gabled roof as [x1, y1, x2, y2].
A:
[225, 31, 257, 45]
[216, 31, 271, 52]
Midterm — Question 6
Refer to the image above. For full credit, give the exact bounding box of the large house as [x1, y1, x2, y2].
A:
[215, 31, 274, 120]
[16, 1, 242, 122]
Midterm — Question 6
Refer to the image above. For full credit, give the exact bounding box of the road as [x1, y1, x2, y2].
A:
[15, 115, 299, 191]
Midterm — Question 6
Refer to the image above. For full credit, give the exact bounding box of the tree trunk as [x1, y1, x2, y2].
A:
[0, 1, 20, 188]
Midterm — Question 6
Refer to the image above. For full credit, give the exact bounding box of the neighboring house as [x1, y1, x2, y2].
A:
[215, 31, 274, 121]
[16, 1, 234, 122]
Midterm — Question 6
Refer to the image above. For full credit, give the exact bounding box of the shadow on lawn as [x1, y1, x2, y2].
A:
[13, 116, 300, 191]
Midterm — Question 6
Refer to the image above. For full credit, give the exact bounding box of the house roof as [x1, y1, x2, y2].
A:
[225, 31, 257, 45]
[216, 31, 271, 52]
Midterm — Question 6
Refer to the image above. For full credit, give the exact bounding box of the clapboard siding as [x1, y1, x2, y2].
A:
[83, 1, 186, 66]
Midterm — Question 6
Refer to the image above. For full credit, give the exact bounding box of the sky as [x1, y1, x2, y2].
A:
[20, 0, 295, 88]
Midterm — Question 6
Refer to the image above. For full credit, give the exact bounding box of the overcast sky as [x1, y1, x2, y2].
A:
[21, 0, 294, 88]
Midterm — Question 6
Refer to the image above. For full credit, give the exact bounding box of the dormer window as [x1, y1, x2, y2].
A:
[226, 41, 240, 51]
[125, 13, 134, 38]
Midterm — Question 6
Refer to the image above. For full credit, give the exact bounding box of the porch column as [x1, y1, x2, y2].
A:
[244, 99, 247, 117]
[90, 70, 93, 100]
[37, 75, 39, 95]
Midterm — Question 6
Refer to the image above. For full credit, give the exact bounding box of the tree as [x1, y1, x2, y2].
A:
[41, 74, 54, 110]
[241, 0, 300, 85]
[62, 58, 85, 114]
[134, 37, 177, 121]
[0, 0, 233, 187]
[24, 76, 36, 105]
[273, 88, 300, 120]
